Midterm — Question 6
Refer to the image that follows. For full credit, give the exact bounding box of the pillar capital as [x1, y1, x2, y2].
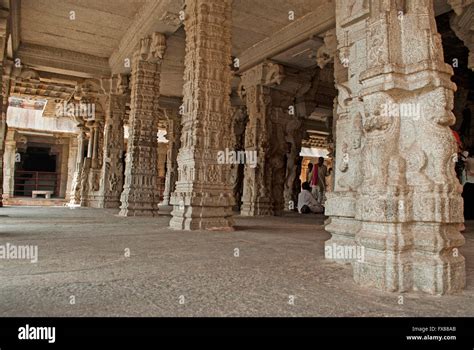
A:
[316, 29, 337, 69]
[239, 62, 285, 91]
[135, 32, 167, 64]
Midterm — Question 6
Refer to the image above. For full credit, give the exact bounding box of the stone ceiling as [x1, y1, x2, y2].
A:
[11, 0, 456, 107]
[20, 0, 147, 58]
[13, 0, 335, 98]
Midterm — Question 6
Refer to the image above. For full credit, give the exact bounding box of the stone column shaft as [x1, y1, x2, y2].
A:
[91, 125, 99, 166]
[97, 75, 129, 209]
[240, 62, 299, 216]
[240, 82, 273, 216]
[0, 12, 10, 207]
[68, 128, 86, 206]
[162, 116, 181, 205]
[3, 130, 16, 198]
[87, 127, 94, 158]
[59, 139, 69, 198]
[326, 0, 465, 295]
[169, 0, 234, 230]
[119, 33, 166, 217]
[65, 136, 78, 201]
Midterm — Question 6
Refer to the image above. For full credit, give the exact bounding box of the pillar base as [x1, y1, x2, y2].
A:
[169, 193, 234, 231]
[169, 214, 234, 231]
[324, 217, 360, 264]
[118, 207, 159, 217]
[240, 201, 273, 216]
[97, 196, 122, 209]
[353, 221, 466, 295]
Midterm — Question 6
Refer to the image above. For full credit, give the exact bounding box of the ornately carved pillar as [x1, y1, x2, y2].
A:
[98, 75, 129, 208]
[162, 110, 181, 206]
[324, 47, 362, 264]
[230, 105, 248, 211]
[0, 64, 11, 206]
[0, 11, 9, 207]
[3, 130, 16, 199]
[169, 0, 234, 230]
[119, 33, 166, 216]
[239, 63, 283, 216]
[65, 135, 78, 201]
[283, 118, 304, 210]
[81, 117, 104, 207]
[68, 126, 86, 205]
[327, 0, 465, 295]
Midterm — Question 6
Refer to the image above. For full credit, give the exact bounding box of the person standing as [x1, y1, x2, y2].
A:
[306, 163, 313, 183]
[311, 157, 328, 205]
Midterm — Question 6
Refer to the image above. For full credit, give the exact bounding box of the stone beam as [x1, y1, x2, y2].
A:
[158, 95, 182, 110]
[9, 0, 20, 54]
[16, 43, 111, 78]
[109, 0, 184, 75]
[303, 119, 329, 133]
[237, 1, 335, 72]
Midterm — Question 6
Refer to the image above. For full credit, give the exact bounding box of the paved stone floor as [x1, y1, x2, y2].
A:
[0, 206, 473, 317]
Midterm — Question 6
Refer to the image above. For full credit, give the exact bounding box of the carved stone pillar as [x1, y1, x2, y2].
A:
[239, 63, 283, 216]
[98, 75, 129, 209]
[87, 124, 94, 158]
[0, 11, 9, 207]
[91, 124, 99, 168]
[0, 64, 12, 206]
[240, 62, 305, 216]
[119, 33, 166, 217]
[68, 126, 87, 206]
[162, 111, 181, 206]
[2, 130, 16, 199]
[230, 106, 248, 211]
[169, 0, 234, 230]
[58, 137, 69, 198]
[65, 136, 78, 201]
[283, 118, 304, 210]
[327, 0, 465, 295]
[82, 118, 104, 207]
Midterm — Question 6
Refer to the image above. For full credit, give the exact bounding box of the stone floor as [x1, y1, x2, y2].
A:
[0, 205, 473, 317]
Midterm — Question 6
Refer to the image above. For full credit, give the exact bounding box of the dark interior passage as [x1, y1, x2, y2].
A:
[14, 146, 58, 197]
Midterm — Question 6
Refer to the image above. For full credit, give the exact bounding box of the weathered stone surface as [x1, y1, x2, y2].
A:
[1, 0, 470, 300]
[162, 109, 181, 206]
[97, 75, 129, 209]
[325, 0, 465, 295]
[170, 0, 235, 230]
[119, 33, 166, 217]
[2, 207, 474, 316]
